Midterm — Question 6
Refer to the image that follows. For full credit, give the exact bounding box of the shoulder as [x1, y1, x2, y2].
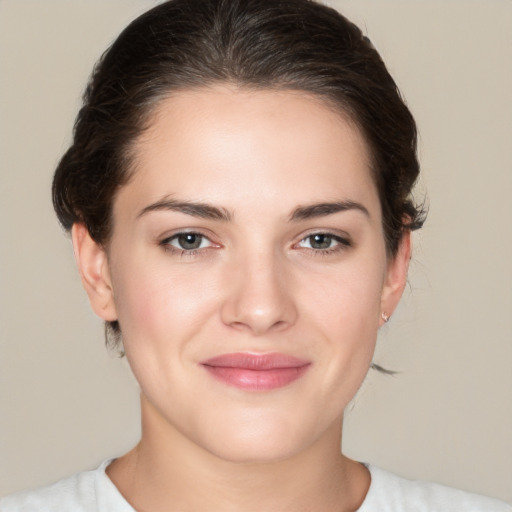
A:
[0, 471, 95, 512]
[359, 465, 512, 512]
[0, 460, 133, 512]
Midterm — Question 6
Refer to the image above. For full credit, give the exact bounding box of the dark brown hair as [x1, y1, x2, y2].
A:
[52, 0, 425, 345]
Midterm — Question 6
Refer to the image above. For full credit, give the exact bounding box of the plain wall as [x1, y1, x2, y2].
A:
[0, 0, 511, 502]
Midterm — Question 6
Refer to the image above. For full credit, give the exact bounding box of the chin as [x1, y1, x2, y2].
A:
[205, 434, 305, 465]
[193, 408, 326, 465]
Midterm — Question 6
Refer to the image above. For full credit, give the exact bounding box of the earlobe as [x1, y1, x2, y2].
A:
[380, 230, 411, 325]
[71, 223, 118, 322]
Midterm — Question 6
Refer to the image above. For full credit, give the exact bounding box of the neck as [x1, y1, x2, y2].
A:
[107, 395, 370, 512]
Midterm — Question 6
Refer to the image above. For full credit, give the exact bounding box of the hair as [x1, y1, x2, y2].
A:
[52, 0, 425, 348]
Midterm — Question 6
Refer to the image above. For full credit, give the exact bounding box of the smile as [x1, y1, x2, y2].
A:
[201, 352, 311, 391]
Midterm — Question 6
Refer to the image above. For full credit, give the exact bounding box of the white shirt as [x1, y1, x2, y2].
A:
[1, 460, 510, 511]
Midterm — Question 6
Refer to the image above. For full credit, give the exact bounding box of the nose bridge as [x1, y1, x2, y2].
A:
[221, 244, 297, 334]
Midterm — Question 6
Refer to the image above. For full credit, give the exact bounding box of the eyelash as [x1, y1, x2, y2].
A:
[295, 232, 352, 256]
[159, 231, 217, 257]
[159, 231, 352, 258]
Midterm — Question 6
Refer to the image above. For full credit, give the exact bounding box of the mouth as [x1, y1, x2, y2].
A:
[200, 352, 311, 391]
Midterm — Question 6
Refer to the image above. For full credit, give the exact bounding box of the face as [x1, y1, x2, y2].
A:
[77, 86, 408, 463]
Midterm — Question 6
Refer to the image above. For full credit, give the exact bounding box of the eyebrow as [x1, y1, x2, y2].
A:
[138, 197, 369, 223]
[289, 201, 370, 221]
[137, 198, 232, 221]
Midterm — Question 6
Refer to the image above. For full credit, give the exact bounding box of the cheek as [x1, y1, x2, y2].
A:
[301, 256, 385, 334]
[109, 258, 226, 403]
[110, 257, 220, 350]
[298, 255, 385, 399]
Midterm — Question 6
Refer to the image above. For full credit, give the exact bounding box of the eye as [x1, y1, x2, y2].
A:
[163, 232, 213, 251]
[297, 233, 351, 251]
[301, 233, 335, 250]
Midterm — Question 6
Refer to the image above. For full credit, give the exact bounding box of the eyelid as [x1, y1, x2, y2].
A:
[158, 227, 218, 243]
[157, 228, 352, 256]
[167, 233, 213, 250]
[292, 229, 353, 253]
[158, 228, 222, 254]
[295, 228, 352, 244]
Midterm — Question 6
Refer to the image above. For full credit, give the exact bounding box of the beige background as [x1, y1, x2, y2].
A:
[0, 0, 511, 503]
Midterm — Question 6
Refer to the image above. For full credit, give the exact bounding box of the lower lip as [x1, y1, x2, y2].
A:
[202, 365, 310, 391]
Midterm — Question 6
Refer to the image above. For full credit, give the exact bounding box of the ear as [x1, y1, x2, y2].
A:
[379, 229, 411, 325]
[71, 223, 117, 322]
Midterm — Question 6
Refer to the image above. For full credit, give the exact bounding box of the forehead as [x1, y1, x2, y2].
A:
[116, 86, 379, 221]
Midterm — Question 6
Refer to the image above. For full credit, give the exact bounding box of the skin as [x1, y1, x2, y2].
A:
[73, 86, 410, 511]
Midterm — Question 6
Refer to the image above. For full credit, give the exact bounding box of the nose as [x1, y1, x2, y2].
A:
[220, 251, 298, 335]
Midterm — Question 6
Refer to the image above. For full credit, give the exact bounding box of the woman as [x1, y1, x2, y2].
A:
[1, 0, 510, 510]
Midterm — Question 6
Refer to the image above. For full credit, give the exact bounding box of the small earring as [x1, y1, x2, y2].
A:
[381, 312, 390, 323]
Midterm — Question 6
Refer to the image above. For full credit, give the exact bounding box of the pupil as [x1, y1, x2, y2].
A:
[178, 234, 201, 250]
[311, 234, 331, 249]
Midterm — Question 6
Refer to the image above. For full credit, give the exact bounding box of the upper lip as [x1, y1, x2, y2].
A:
[201, 352, 310, 370]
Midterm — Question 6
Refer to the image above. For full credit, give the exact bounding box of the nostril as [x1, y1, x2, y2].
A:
[270, 320, 289, 331]
[225, 314, 293, 336]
